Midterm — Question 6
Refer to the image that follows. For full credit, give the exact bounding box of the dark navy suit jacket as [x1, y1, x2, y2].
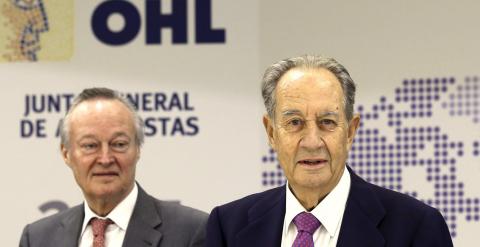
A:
[206, 167, 453, 247]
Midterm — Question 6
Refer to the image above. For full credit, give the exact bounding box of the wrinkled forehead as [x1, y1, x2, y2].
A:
[67, 99, 137, 139]
[68, 98, 135, 127]
[276, 68, 344, 99]
[73, 98, 130, 115]
[75, 98, 111, 111]
[279, 66, 340, 86]
[274, 68, 345, 116]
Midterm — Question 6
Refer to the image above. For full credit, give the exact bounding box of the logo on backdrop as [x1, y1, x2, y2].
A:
[20, 91, 199, 138]
[261, 76, 480, 238]
[91, 0, 226, 45]
[0, 0, 73, 62]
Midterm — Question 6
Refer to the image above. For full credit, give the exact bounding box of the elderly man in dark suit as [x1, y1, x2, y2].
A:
[20, 87, 207, 247]
[206, 55, 454, 246]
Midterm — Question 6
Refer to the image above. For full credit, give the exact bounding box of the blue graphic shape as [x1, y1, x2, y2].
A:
[261, 76, 480, 238]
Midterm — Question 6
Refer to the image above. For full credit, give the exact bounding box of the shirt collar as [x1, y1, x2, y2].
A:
[81, 183, 138, 233]
[284, 167, 351, 237]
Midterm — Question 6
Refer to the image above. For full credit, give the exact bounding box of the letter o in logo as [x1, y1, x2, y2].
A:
[91, 0, 141, 45]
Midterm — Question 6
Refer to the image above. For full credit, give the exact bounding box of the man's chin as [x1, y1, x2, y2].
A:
[92, 173, 119, 181]
[87, 183, 123, 199]
[298, 181, 328, 190]
[94, 186, 118, 195]
[292, 173, 332, 190]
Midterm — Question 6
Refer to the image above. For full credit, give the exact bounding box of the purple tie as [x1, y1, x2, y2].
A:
[292, 212, 321, 247]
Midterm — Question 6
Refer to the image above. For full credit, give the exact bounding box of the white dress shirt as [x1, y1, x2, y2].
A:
[281, 168, 351, 247]
[78, 183, 138, 247]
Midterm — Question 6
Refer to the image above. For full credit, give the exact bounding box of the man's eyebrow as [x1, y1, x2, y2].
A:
[280, 110, 340, 118]
[280, 109, 303, 117]
[317, 111, 339, 118]
[112, 132, 131, 139]
[78, 134, 96, 142]
[77, 132, 131, 142]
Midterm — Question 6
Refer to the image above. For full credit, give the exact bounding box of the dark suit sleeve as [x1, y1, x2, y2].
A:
[19, 224, 30, 247]
[206, 207, 227, 247]
[412, 208, 453, 247]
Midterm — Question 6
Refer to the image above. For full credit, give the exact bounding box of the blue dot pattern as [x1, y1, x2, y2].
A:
[442, 76, 480, 123]
[261, 148, 285, 187]
[261, 76, 480, 238]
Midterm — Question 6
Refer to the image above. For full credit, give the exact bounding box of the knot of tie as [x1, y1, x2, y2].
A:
[90, 217, 113, 247]
[293, 212, 321, 234]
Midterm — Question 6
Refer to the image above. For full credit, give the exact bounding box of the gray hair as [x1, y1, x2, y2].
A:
[261, 55, 356, 121]
[60, 87, 144, 148]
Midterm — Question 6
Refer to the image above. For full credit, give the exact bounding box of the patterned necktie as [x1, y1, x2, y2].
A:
[292, 212, 321, 247]
[90, 217, 113, 247]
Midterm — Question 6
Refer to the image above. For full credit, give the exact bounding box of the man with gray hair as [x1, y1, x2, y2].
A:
[20, 87, 207, 247]
[206, 55, 453, 246]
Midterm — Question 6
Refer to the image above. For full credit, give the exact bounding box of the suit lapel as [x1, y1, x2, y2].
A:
[59, 204, 84, 246]
[122, 185, 163, 247]
[235, 186, 286, 247]
[337, 168, 386, 247]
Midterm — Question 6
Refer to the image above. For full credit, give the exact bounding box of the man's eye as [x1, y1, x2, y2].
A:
[283, 118, 304, 132]
[319, 119, 337, 131]
[81, 143, 98, 150]
[111, 141, 129, 152]
[290, 119, 303, 126]
[112, 142, 126, 148]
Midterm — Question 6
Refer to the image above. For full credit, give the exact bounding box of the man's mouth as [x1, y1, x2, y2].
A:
[93, 172, 119, 177]
[297, 159, 328, 166]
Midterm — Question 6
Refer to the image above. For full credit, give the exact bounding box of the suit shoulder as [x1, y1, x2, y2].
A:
[366, 181, 439, 215]
[21, 204, 83, 242]
[354, 179, 452, 245]
[25, 204, 82, 230]
[213, 186, 284, 214]
[155, 199, 208, 226]
[206, 186, 285, 244]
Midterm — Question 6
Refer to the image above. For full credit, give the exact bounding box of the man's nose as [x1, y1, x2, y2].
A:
[299, 123, 325, 150]
[97, 144, 114, 165]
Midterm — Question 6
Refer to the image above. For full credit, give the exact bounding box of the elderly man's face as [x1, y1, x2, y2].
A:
[264, 68, 359, 195]
[62, 99, 139, 204]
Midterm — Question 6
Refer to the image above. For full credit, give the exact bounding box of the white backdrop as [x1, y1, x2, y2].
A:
[1, 0, 479, 246]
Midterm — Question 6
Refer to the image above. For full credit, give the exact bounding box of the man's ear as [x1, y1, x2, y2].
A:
[263, 114, 276, 150]
[346, 113, 361, 150]
[136, 146, 141, 162]
[61, 144, 71, 167]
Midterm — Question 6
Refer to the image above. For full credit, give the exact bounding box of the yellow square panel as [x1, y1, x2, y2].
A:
[0, 0, 73, 62]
